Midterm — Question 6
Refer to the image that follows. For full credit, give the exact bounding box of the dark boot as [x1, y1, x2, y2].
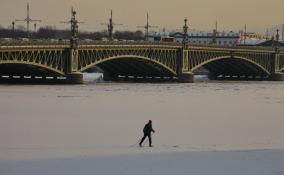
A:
[148, 135, 152, 147]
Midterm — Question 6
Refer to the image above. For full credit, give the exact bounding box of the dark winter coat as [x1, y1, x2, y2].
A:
[143, 123, 155, 135]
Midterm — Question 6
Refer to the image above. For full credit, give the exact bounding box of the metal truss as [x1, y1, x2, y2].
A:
[0, 47, 67, 75]
[185, 47, 276, 76]
[276, 53, 284, 72]
[78, 45, 179, 76]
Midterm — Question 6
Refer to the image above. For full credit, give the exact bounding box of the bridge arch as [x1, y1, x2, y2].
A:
[191, 56, 271, 77]
[80, 55, 177, 77]
[0, 62, 64, 76]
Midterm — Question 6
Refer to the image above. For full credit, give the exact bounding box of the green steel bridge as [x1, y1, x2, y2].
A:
[0, 42, 284, 83]
[0, 10, 283, 83]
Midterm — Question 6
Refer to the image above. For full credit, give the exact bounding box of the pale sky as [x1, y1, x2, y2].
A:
[0, 0, 283, 33]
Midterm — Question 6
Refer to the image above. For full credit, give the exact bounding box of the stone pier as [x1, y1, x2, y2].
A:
[271, 73, 284, 81]
[178, 72, 194, 83]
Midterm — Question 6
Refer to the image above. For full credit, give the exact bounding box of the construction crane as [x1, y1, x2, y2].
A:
[61, 7, 84, 48]
[137, 13, 158, 41]
[101, 10, 123, 41]
[15, 3, 41, 38]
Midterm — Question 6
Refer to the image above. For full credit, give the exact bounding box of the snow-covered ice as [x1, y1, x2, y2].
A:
[2, 149, 284, 175]
[1, 80, 284, 175]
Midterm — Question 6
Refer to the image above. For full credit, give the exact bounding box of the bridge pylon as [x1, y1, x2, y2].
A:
[178, 18, 194, 83]
[271, 43, 284, 81]
[61, 7, 83, 84]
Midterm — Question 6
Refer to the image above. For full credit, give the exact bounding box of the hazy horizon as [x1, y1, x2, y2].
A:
[0, 0, 283, 34]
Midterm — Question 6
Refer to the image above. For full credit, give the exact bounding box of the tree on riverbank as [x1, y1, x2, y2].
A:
[0, 25, 144, 41]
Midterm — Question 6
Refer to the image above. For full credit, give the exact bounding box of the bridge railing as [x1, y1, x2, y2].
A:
[72, 41, 282, 51]
[0, 39, 281, 52]
[78, 41, 278, 51]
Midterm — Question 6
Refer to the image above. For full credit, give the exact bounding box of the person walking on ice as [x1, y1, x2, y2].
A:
[139, 120, 155, 147]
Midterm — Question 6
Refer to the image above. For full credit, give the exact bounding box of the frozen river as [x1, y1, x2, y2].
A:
[1, 78, 284, 175]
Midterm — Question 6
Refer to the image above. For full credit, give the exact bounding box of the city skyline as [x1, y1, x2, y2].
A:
[0, 0, 283, 34]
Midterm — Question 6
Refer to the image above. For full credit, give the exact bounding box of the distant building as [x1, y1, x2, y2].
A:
[147, 30, 239, 46]
[235, 37, 284, 47]
[169, 31, 240, 46]
[149, 35, 176, 42]
[243, 32, 272, 40]
[255, 40, 284, 47]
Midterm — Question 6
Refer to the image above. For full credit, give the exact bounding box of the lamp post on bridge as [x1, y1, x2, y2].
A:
[61, 7, 84, 49]
[275, 29, 280, 52]
[11, 21, 15, 40]
[182, 18, 189, 48]
[12, 21, 15, 33]
[212, 21, 218, 45]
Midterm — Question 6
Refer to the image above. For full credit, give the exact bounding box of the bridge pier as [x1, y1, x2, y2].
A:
[65, 73, 83, 84]
[271, 73, 284, 81]
[178, 72, 194, 83]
